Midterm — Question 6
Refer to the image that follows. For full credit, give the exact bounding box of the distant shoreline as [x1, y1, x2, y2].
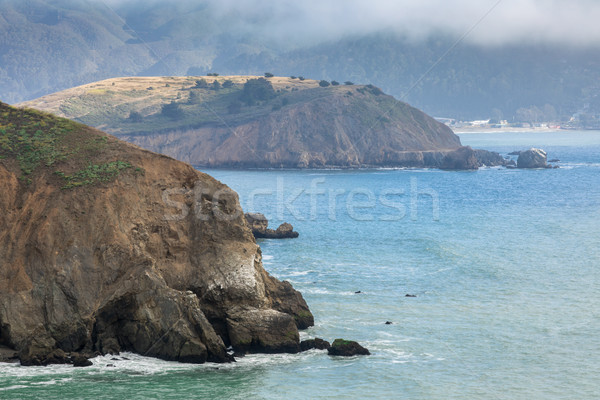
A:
[453, 127, 560, 134]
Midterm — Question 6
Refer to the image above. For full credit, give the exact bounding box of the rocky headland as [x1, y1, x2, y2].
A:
[19, 76, 507, 170]
[0, 102, 313, 366]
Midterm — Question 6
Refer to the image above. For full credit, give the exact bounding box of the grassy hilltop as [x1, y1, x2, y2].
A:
[19, 76, 327, 135]
[18, 75, 464, 168]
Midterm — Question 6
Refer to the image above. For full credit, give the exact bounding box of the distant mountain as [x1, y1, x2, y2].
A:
[20, 76, 472, 168]
[3, 0, 600, 122]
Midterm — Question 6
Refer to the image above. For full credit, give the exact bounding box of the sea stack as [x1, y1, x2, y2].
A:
[517, 148, 548, 168]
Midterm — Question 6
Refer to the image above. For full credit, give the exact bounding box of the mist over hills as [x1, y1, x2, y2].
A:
[2, 0, 600, 122]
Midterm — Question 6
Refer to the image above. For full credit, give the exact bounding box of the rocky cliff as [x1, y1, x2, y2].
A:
[19, 76, 507, 169]
[0, 102, 313, 366]
[125, 84, 463, 168]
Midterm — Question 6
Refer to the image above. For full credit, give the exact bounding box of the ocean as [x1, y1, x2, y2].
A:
[1, 130, 599, 399]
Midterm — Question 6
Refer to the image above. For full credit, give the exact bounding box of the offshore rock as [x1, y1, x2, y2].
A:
[0, 102, 313, 366]
[245, 213, 269, 236]
[327, 339, 371, 356]
[517, 148, 548, 168]
[440, 146, 480, 170]
[474, 149, 509, 167]
[300, 338, 331, 351]
[245, 213, 299, 239]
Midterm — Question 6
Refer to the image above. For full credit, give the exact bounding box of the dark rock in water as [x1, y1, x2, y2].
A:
[244, 213, 269, 236]
[508, 151, 522, 156]
[385, 321, 393, 325]
[72, 354, 93, 367]
[439, 146, 508, 169]
[517, 148, 547, 168]
[300, 338, 331, 351]
[226, 308, 301, 355]
[355, 291, 362, 294]
[506, 159, 517, 167]
[405, 294, 417, 298]
[440, 146, 479, 170]
[19, 337, 71, 366]
[328, 339, 370, 356]
[474, 149, 509, 167]
[273, 223, 298, 238]
[245, 213, 299, 239]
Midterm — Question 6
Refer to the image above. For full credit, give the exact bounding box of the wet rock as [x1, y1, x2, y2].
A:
[517, 148, 547, 168]
[300, 338, 331, 351]
[440, 146, 480, 170]
[226, 308, 301, 355]
[19, 334, 70, 366]
[405, 294, 417, 298]
[474, 149, 508, 167]
[385, 321, 393, 325]
[328, 339, 370, 356]
[72, 354, 93, 367]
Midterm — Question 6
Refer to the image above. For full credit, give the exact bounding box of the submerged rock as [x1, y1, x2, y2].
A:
[0, 102, 313, 366]
[328, 339, 370, 356]
[517, 148, 547, 168]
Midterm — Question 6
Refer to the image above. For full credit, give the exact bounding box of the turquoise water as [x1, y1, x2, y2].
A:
[1, 131, 599, 399]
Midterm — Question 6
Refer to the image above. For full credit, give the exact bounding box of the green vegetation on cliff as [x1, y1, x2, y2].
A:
[0, 102, 136, 187]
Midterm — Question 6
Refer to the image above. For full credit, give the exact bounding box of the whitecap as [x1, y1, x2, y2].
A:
[31, 379, 57, 386]
[0, 385, 29, 391]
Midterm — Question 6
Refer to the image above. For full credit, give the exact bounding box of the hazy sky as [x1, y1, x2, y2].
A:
[103, 0, 600, 47]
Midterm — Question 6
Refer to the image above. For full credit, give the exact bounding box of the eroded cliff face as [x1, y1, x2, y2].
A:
[0, 103, 313, 365]
[123, 86, 463, 168]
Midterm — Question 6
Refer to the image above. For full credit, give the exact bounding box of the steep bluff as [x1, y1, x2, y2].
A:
[125, 85, 462, 168]
[17, 76, 507, 169]
[0, 102, 313, 365]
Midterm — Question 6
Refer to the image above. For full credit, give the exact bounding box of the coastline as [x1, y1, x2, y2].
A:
[453, 127, 560, 134]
